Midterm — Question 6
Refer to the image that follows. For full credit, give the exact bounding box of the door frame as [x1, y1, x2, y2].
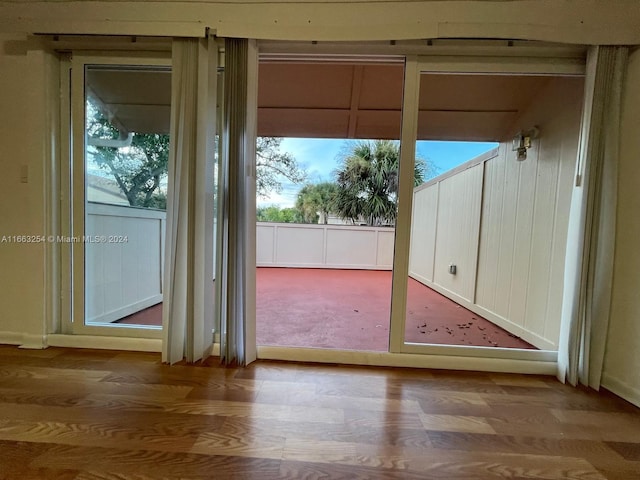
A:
[389, 54, 584, 360]
[253, 40, 585, 370]
[65, 52, 170, 339]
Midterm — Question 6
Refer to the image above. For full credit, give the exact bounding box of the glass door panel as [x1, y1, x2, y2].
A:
[399, 68, 583, 355]
[255, 58, 405, 351]
[72, 58, 171, 336]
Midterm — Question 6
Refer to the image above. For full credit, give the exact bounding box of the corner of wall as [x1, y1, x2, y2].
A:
[601, 373, 640, 409]
[0, 331, 48, 349]
[0, 35, 51, 342]
[602, 47, 640, 408]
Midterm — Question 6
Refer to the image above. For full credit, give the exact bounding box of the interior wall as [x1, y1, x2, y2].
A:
[408, 77, 583, 350]
[602, 47, 640, 407]
[1, 1, 640, 45]
[0, 33, 53, 347]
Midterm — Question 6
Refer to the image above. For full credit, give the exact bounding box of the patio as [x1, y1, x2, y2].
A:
[117, 267, 535, 351]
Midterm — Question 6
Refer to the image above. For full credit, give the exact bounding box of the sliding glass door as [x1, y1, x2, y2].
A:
[390, 56, 585, 361]
[71, 55, 171, 337]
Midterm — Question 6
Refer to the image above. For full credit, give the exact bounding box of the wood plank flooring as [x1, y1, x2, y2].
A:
[0, 346, 638, 479]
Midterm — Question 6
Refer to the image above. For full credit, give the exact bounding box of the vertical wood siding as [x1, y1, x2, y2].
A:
[85, 203, 165, 324]
[410, 77, 583, 349]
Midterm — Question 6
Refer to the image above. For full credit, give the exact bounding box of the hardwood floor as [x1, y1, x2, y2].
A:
[0, 346, 638, 479]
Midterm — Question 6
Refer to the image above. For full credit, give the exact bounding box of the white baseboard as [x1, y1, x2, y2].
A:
[0, 331, 24, 346]
[4, 330, 554, 374]
[256, 346, 557, 375]
[601, 372, 640, 408]
[20, 334, 48, 349]
[0, 331, 47, 349]
[47, 334, 161, 352]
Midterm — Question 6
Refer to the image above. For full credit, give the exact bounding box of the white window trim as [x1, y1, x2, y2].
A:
[63, 52, 170, 339]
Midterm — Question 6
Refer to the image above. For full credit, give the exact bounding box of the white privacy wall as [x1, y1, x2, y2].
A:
[85, 203, 166, 323]
[257, 223, 395, 270]
[409, 77, 583, 350]
[410, 163, 484, 303]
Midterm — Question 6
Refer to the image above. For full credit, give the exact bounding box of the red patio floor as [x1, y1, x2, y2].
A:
[256, 268, 534, 350]
[117, 267, 534, 351]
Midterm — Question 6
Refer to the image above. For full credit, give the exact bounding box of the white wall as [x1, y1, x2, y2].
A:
[1, 1, 639, 44]
[0, 34, 54, 348]
[85, 203, 165, 324]
[409, 77, 583, 350]
[410, 163, 483, 303]
[602, 48, 640, 407]
[477, 77, 583, 349]
[432, 164, 483, 302]
[257, 222, 394, 270]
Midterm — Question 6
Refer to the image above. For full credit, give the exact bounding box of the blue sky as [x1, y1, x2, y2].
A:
[258, 138, 498, 208]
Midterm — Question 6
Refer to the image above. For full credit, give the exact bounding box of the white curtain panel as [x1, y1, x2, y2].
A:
[162, 37, 216, 364]
[217, 37, 258, 367]
[558, 46, 629, 388]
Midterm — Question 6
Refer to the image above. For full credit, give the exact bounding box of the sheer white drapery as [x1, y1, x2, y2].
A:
[162, 37, 217, 364]
[217, 37, 258, 366]
[558, 46, 629, 388]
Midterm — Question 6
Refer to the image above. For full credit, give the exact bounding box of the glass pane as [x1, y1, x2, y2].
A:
[404, 73, 583, 351]
[255, 60, 404, 351]
[84, 65, 171, 327]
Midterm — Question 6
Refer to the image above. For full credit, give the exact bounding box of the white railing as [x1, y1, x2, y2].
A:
[85, 202, 166, 323]
[257, 222, 395, 270]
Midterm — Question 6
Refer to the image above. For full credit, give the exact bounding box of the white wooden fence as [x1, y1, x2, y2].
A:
[257, 222, 395, 270]
[85, 205, 394, 323]
[408, 142, 574, 350]
[85, 202, 166, 324]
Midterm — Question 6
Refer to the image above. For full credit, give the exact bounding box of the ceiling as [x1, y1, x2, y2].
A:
[86, 66, 172, 135]
[86, 61, 553, 142]
[258, 62, 552, 142]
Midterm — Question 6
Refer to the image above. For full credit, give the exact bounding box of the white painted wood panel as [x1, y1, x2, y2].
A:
[85, 202, 165, 324]
[256, 224, 275, 264]
[376, 230, 396, 268]
[474, 145, 507, 313]
[524, 130, 561, 339]
[432, 164, 483, 302]
[507, 141, 538, 325]
[545, 136, 578, 343]
[493, 144, 519, 320]
[256, 223, 394, 269]
[409, 183, 438, 283]
[274, 225, 325, 266]
[473, 77, 582, 349]
[326, 228, 377, 266]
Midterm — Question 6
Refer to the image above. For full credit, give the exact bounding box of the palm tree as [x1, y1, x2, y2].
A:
[333, 140, 427, 226]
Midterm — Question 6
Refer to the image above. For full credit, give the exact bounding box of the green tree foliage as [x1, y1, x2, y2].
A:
[333, 140, 434, 226]
[88, 100, 303, 209]
[87, 101, 169, 209]
[256, 137, 307, 199]
[295, 182, 339, 224]
[256, 205, 302, 223]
